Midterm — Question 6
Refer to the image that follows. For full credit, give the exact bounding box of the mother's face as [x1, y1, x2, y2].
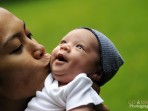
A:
[0, 8, 50, 100]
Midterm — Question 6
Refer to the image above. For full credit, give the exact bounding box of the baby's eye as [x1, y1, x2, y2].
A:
[76, 44, 84, 50]
[60, 40, 66, 44]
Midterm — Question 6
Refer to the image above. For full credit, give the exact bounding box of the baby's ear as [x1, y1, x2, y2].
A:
[89, 73, 102, 81]
[90, 73, 102, 94]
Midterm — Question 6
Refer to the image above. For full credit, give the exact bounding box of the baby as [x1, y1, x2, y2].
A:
[25, 27, 124, 111]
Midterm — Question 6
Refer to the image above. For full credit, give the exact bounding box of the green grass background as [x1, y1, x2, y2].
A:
[1, 0, 148, 111]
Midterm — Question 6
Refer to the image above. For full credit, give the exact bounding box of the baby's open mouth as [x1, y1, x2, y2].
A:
[57, 53, 67, 62]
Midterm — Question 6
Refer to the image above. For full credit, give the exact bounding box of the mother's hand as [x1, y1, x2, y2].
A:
[92, 82, 110, 111]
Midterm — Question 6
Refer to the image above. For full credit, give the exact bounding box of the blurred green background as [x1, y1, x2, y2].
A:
[1, 0, 148, 110]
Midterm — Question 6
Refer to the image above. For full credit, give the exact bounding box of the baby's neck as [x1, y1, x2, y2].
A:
[58, 81, 68, 87]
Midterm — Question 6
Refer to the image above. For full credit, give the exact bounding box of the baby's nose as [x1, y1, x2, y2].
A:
[60, 44, 70, 53]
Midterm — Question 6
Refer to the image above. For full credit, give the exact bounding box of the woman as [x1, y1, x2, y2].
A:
[0, 7, 50, 111]
[0, 7, 108, 111]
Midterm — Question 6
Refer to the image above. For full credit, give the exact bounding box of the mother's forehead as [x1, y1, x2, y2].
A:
[0, 7, 23, 29]
[0, 8, 24, 46]
[0, 7, 12, 17]
[0, 8, 22, 26]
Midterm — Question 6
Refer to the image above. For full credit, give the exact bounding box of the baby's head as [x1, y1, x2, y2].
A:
[50, 27, 124, 86]
[79, 27, 124, 86]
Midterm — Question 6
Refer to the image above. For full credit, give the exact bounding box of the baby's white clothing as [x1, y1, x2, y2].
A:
[25, 73, 103, 111]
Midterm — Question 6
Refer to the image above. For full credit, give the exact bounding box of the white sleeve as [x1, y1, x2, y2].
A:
[65, 73, 103, 110]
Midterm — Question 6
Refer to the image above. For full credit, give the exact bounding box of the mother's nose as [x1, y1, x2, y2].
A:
[33, 44, 45, 59]
[27, 39, 46, 60]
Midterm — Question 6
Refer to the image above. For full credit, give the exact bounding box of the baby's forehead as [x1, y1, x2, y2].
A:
[66, 29, 98, 40]
[64, 29, 98, 42]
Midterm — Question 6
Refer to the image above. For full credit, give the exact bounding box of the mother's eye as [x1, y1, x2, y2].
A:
[25, 28, 32, 39]
[27, 32, 32, 39]
[10, 44, 23, 54]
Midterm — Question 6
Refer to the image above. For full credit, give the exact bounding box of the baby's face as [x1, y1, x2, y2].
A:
[50, 29, 100, 85]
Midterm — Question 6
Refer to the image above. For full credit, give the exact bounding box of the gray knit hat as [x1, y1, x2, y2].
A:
[79, 27, 124, 86]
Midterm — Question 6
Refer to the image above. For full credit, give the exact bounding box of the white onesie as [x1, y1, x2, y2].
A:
[25, 73, 103, 111]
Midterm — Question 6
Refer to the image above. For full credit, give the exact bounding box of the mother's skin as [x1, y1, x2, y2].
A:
[0, 7, 50, 111]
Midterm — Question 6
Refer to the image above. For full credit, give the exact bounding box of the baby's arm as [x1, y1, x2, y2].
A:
[92, 82, 110, 111]
[68, 103, 109, 111]
[68, 104, 94, 111]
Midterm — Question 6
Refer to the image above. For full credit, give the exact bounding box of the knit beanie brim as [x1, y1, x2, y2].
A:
[80, 27, 124, 86]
